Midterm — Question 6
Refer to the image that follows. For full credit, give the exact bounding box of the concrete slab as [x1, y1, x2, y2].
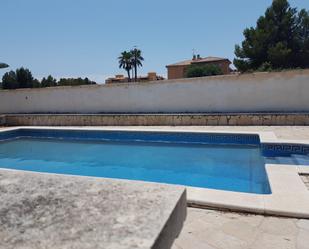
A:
[0, 169, 186, 249]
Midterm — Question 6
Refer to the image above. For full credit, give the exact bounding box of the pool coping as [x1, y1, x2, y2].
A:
[1, 126, 309, 219]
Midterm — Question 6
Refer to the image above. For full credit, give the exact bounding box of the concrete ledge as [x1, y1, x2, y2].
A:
[4, 113, 309, 126]
[0, 169, 187, 249]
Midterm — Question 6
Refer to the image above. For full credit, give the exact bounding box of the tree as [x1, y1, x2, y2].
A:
[118, 51, 133, 82]
[1, 67, 97, 90]
[295, 9, 309, 68]
[2, 71, 18, 89]
[234, 0, 309, 72]
[16, 67, 34, 88]
[57, 77, 96, 86]
[130, 48, 144, 82]
[1, 67, 36, 89]
[41, 75, 57, 87]
[186, 64, 223, 78]
[83, 77, 96, 85]
[32, 79, 41, 88]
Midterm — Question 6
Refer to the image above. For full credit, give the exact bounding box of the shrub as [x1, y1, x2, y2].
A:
[186, 64, 223, 78]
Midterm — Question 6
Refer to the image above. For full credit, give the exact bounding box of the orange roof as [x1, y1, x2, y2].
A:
[166, 56, 231, 67]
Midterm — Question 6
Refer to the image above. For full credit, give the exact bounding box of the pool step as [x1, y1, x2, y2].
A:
[275, 157, 298, 165]
[265, 155, 309, 166]
[291, 154, 309, 166]
[264, 157, 296, 165]
[264, 157, 279, 164]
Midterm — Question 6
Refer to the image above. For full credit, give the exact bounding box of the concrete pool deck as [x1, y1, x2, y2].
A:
[1, 126, 309, 219]
[0, 169, 186, 249]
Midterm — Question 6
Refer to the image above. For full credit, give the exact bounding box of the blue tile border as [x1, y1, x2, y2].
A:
[262, 143, 309, 157]
[0, 129, 261, 145]
[2, 129, 308, 157]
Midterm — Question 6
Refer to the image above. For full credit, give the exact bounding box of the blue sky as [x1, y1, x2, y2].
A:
[1, 0, 308, 83]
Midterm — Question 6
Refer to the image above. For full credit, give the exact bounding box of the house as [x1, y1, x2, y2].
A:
[166, 55, 232, 79]
[105, 72, 164, 84]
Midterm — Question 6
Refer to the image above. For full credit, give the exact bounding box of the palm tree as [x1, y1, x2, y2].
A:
[0, 63, 9, 69]
[118, 51, 133, 82]
[130, 48, 144, 82]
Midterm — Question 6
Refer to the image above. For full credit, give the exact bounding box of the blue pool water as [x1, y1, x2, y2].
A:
[0, 130, 271, 194]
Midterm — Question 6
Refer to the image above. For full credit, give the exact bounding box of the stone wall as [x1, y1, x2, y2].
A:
[4, 113, 309, 126]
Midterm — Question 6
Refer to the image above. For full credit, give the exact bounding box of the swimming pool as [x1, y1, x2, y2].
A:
[0, 129, 271, 194]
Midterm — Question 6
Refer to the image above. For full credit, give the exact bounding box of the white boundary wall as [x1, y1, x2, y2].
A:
[0, 70, 309, 114]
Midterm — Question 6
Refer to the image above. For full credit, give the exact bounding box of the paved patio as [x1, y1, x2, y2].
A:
[172, 208, 309, 249]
